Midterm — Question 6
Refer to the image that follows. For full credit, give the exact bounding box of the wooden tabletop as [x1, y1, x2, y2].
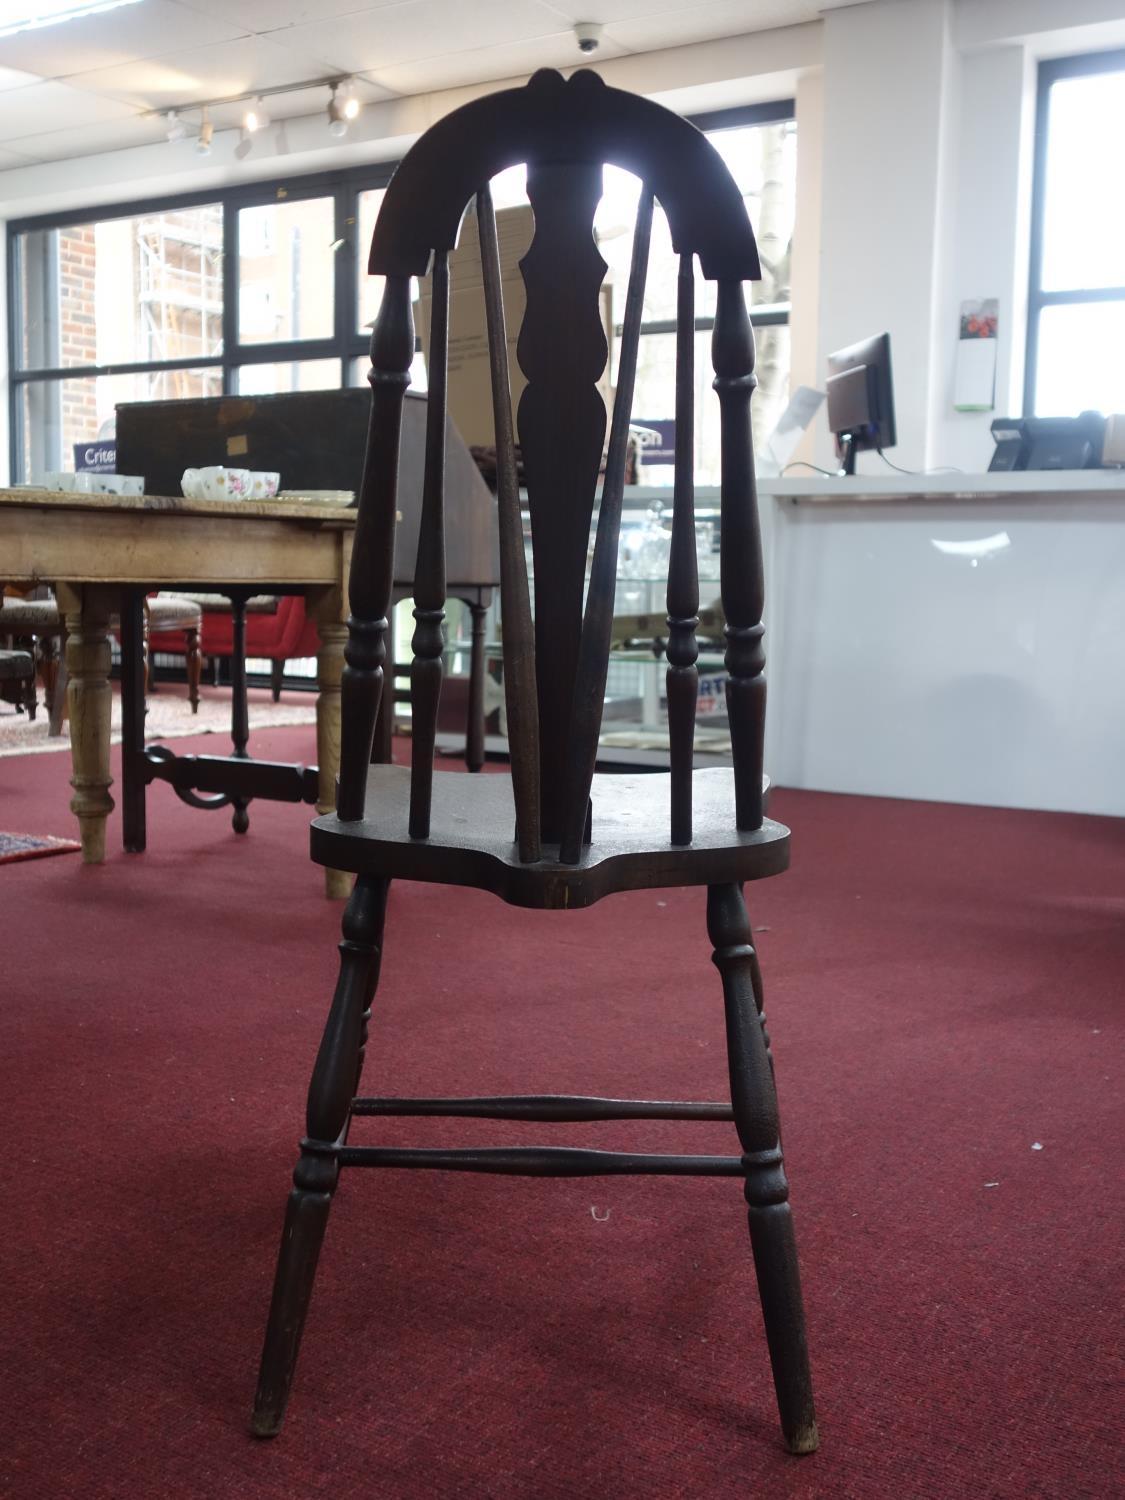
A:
[0, 488, 356, 523]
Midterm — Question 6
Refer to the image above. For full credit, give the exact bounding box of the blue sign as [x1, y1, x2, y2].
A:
[74, 441, 117, 473]
[632, 418, 676, 469]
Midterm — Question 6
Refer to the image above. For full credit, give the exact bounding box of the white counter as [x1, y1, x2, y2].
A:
[750, 470, 1125, 817]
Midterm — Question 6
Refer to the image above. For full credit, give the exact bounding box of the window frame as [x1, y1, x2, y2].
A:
[1024, 47, 1125, 415]
[6, 99, 794, 482]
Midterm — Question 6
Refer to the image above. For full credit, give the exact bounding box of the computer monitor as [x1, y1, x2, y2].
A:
[825, 332, 896, 475]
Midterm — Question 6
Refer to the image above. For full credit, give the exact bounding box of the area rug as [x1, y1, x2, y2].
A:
[0, 831, 81, 863]
[0, 685, 317, 757]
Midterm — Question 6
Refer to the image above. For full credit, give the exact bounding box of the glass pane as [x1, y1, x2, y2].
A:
[1041, 69, 1125, 292]
[1034, 302, 1125, 415]
[16, 206, 223, 371]
[700, 120, 796, 316]
[238, 197, 335, 344]
[357, 187, 386, 332]
[236, 359, 340, 395]
[598, 120, 796, 329]
[349, 352, 427, 392]
[15, 368, 223, 483]
[630, 324, 791, 487]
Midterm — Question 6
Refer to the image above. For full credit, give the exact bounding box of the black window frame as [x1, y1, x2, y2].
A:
[7, 97, 794, 483]
[1025, 47, 1125, 415]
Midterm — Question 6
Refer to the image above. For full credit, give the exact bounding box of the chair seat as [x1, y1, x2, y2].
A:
[170, 592, 280, 615]
[0, 595, 200, 633]
[311, 764, 789, 910]
[0, 649, 33, 681]
[146, 596, 202, 632]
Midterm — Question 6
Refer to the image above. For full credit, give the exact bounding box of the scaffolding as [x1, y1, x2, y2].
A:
[136, 214, 223, 381]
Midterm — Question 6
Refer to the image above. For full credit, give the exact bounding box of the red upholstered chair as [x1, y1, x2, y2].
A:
[149, 594, 320, 701]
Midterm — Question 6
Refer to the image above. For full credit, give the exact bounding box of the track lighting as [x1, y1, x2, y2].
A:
[149, 77, 362, 155]
[243, 96, 269, 133]
[327, 81, 348, 138]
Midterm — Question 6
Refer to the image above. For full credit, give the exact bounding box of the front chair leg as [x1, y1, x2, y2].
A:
[252, 875, 389, 1438]
[707, 883, 818, 1455]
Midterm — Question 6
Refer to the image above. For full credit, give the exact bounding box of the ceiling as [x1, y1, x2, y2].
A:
[0, 0, 863, 168]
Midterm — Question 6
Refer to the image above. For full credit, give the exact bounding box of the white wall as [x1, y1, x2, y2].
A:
[815, 0, 956, 471]
[929, 43, 1037, 471]
[787, 66, 823, 465]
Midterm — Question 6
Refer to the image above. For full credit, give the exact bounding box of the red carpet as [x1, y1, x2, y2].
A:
[1, 725, 1122, 1499]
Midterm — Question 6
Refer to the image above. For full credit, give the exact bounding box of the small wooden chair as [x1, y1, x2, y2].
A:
[253, 69, 817, 1456]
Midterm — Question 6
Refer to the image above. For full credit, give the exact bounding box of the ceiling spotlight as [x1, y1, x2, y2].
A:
[196, 108, 213, 156]
[327, 82, 348, 138]
[342, 83, 361, 122]
[243, 96, 269, 133]
[165, 110, 186, 143]
[234, 127, 253, 161]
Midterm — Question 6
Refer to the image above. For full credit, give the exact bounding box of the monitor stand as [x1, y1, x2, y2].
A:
[837, 433, 859, 476]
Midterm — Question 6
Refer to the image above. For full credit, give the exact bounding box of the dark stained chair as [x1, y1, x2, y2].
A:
[253, 68, 817, 1456]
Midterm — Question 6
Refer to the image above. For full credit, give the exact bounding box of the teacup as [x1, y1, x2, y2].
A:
[43, 472, 84, 492]
[182, 466, 251, 500]
[249, 471, 280, 499]
[85, 473, 144, 495]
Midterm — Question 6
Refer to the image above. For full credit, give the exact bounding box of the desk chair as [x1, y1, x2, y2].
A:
[253, 68, 817, 1456]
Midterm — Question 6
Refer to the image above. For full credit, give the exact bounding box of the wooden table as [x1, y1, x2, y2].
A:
[0, 488, 355, 898]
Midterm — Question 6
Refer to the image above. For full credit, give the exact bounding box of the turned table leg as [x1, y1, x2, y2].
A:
[466, 598, 488, 773]
[310, 586, 351, 901]
[58, 583, 115, 864]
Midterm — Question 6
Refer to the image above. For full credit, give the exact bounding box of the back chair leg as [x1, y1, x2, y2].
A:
[252, 876, 389, 1438]
[185, 628, 201, 713]
[270, 658, 285, 703]
[707, 883, 818, 1455]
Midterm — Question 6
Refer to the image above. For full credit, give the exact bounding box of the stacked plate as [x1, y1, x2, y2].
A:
[276, 490, 355, 506]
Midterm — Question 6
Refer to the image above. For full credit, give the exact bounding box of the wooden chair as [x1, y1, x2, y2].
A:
[0, 648, 35, 718]
[253, 68, 817, 1456]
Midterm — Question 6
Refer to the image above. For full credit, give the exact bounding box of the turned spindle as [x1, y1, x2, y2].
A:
[712, 280, 765, 832]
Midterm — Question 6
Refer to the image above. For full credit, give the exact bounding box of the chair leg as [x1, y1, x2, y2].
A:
[252, 875, 389, 1438]
[270, 658, 285, 703]
[707, 883, 818, 1456]
[47, 633, 68, 737]
[185, 628, 201, 713]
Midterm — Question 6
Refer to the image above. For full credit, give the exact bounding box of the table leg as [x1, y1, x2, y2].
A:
[372, 602, 395, 765]
[229, 593, 250, 835]
[309, 588, 351, 901]
[466, 598, 488, 773]
[59, 583, 115, 865]
[119, 588, 147, 854]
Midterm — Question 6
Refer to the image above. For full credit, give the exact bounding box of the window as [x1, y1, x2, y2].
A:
[8, 102, 796, 485]
[8, 169, 393, 483]
[1026, 50, 1125, 416]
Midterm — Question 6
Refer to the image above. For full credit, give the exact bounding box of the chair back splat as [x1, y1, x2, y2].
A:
[345, 67, 764, 857]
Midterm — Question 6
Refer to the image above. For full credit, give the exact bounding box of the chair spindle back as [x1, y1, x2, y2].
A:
[338, 69, 765, 858]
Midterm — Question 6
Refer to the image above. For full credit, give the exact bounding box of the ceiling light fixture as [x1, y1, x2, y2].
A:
[145, 76, 362, 156]
[196, 109, 213, 156]
[243, 96, 269, 133]
[327, 81, 348, 139]
[0, 0, 141, 41]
